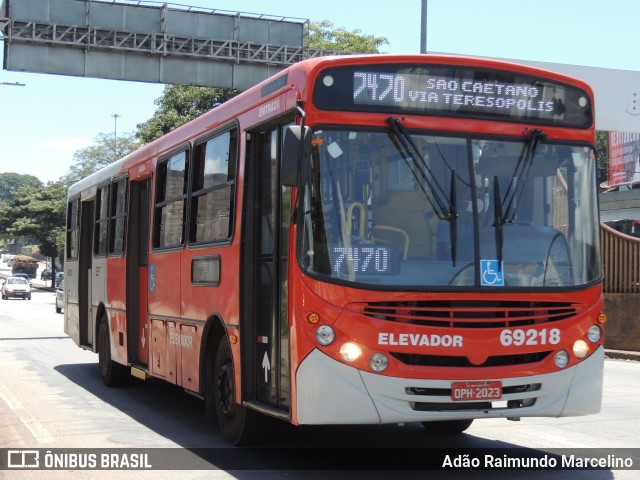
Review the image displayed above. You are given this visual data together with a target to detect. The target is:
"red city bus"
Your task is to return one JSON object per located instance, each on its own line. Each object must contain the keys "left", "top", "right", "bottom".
{"left": 64, "top": 54, "right": 605, "bottom": 445}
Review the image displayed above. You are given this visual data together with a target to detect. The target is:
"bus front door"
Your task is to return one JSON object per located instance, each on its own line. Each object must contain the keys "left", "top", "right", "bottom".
{"left": 243, "top": 126, "right": 291, "bottom": 417}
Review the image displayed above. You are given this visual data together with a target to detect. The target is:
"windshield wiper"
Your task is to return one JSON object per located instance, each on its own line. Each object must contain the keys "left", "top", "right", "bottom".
{"left": 448, "top": 171, "right": 458, "bottom": 265}
{"left": 386, "top": 117, "right": 455, "bottom": 221}
{"left": 493, "top": 129, "right": 546, "bottom": 267}
{"left": 493, "top": 177, "right": 504, "bottom": 269}
{"left": 500, "top": 129, "right": 547, "bottom": 224}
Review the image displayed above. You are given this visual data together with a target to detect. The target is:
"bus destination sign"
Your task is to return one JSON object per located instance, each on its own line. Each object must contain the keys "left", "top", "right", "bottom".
{"left": 313, "top": 64, "right": 592, "bottom": 128}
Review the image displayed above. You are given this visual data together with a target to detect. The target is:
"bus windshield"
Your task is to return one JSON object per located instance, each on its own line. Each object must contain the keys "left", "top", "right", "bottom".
{"left": 299, "top": 127, "right": 601, "bottom": 289}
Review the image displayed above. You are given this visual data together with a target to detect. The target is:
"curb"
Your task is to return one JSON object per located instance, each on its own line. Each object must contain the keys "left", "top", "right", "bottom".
{"left": 605, "top": 349, "right": 640, "bottom": 362}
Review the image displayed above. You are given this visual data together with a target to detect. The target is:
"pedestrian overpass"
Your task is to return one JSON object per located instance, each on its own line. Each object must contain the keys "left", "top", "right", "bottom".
{"left": 0, "top": 0, "right": 345, "bottom": 89}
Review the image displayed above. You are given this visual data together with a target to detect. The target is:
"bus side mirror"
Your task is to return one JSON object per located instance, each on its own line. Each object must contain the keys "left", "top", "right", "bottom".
{"left": 282, "top": 125, "right": 311, "bottom": 187}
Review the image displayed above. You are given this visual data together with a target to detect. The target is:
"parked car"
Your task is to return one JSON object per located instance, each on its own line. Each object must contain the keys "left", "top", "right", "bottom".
{"left": 55, "top": 280, "right": 64, "bottom": 314}
{"left": 12, "top": 273, "right": 32, "bottom": 286}
{"left": 41, "top": 268, "right": 53, "bottom": 280}
{"left": 1, "top": 276, "right": 32, "bottom": 300}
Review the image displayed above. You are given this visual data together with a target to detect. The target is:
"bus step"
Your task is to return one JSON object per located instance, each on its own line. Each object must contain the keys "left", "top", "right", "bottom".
{"left": 130, "top": 366, "right": 147, "bottom": 381}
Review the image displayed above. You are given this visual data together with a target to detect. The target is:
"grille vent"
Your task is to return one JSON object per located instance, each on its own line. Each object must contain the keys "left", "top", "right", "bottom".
{"left": 355, "top": 300, "right": 577, "bottom": 328}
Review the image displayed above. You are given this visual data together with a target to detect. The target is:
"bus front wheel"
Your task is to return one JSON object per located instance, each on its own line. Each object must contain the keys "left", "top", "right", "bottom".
{"left": 212, "top": 337, "right": 261, "bottom": 445}
{"left": 421, "top": 419, "right": 473, "bottom": 434}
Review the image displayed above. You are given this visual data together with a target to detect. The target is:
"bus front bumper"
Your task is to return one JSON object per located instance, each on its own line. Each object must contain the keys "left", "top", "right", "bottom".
{"left": 295, "top": 346, "right": 604, "bottom": 425}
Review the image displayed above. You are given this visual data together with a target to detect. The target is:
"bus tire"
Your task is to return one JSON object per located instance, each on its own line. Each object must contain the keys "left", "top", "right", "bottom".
{"left": 98, "top": 316, "right": 127, "bottom": 387}
{"left": 421, "top": 419, "right": 473, "bottom": 434}
{"left": 212, "top": 336, "right": 261, "bottom": 445}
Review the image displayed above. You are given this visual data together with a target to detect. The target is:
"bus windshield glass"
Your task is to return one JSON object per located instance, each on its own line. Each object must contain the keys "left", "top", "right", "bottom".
{"left": 299, "top": 128, "right": 601, "bottom": 289}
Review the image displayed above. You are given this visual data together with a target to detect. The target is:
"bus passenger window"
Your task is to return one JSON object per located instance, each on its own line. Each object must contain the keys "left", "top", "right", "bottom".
{"left": 109, "top": 178, "right": 128, "bottom": 255}
{"left": 66, "top": 198, "right": 79, "bottom": 260}
{"left": 153, "top": 150, "right": 188, "bottom": 249}
{"left": 94, "top": 185, "right": 109, "bottom": 256}
{"left": 190, "top": 129, "right": 238, "bottom": 245}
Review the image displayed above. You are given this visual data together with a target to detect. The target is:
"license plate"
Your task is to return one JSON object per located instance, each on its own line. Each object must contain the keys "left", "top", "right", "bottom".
{"left": 451, "top": 381, "right": 502, "bottom": 401}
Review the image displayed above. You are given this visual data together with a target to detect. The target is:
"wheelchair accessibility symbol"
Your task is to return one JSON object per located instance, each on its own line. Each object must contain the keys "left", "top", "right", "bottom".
{"left": 480, "top": 259, "right": 504, "bottom": 286}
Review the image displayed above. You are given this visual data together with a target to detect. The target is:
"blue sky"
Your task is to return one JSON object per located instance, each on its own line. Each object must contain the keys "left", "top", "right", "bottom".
{"left": 1, "top": 0, "right": 639, "bottom": 183}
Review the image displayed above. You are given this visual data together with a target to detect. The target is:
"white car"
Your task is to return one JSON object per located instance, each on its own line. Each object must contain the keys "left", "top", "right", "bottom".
{"left": 55, "top": 280, "right": 64, "bottom": 314}
{"left": 1, "top": 276, "right": 32, "bottom": 300}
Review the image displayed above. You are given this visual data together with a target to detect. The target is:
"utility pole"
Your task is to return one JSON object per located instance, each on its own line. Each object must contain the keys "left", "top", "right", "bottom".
{"left": 420, "top": 0, "right": 428, "bottom": 54}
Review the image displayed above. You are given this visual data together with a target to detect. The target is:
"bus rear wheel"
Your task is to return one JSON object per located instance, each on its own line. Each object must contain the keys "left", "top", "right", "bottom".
{"left": 212, "top": 337, "right": 262, "bottom": 445}
{"left": 421, "top": 419, "right": 473, "bottom": 434}
{"left": 98, "top": 316, "right": 127, "bottom": 386}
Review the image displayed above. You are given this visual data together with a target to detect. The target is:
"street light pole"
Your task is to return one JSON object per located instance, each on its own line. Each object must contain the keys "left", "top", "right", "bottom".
{"left": 111, "top": 114, "right": 122, "bottom": 157}
{"left": 111, "top": 113, "right": 121, "bottom": 141}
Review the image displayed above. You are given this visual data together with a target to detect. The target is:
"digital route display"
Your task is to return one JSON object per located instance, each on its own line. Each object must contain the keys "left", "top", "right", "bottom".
{"left": 329, "top": 245, "right": 400, "bottom": 275}
{"left": 313, "top": 64, "right": 592, "bottom": 128}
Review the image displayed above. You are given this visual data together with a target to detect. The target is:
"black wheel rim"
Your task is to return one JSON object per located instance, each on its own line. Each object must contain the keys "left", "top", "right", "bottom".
{"left": 216, "top": 358, "right": 235, "bottom": 419}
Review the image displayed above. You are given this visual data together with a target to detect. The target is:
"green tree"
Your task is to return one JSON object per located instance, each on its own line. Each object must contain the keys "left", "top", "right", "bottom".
{"left": 136, "top": 87, "right": 239, "bottom": 144}
{"left": 306, "top": 20, "right": 388, "bottom": 53}
{"left": 59, "top": 132, "right": 140, "bottom": 187}
{"left": 0, "top": 173, "right": 43, "bottom": 202}
{"left": 0, "top": 173, "right": 44, "bottom": 246}
{"left": 0, "top": 182, "right": 66, "bottom": 285}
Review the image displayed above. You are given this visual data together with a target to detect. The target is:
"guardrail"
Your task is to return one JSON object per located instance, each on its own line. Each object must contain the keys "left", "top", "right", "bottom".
{"left": 601, "top": 222, "right": 640, "bottom": 294}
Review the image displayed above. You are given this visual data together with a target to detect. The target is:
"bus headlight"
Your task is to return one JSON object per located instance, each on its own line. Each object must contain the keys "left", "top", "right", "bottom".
{"left": 339, "top": 342, "right": 362, "bottom": 362}
{"left": 587, "top": 325, "right": 602, "bottom": 343}
{"left": 315, "top": 325, "right": 335, "bottom": 346}
{"left": 554, "top": 350, "right": 569, "bottom": 369}
{"left": 573, "top": 340, "right": 589, "bottom": 359}
{"left": 369, "top": 353, "right": 388, "bottom": 372}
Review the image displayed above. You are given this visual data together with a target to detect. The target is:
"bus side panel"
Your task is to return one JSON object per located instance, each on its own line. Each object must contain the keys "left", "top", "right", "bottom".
{"left": 105, "top": 256, "right": 128, "bottom": 365}
{"left": 147, "top": 251, "right": 181, "bottom": 318}
{"left": 107, "top": 256, "right": 127, "bottom": 312}
{"left": 149, "top": 318, "right": 178, "bottom": 383}
{"left": 179, "top": 323, "right": 200, "bottom": 391}
{"left": 180, "top": 245, "right": 239, "bottom": 392}
{"left": 91, "top": 256, "right": 106, "bottom": 345}
{"left": 63, "top": 260, "right": 81, "bottom": 346}
{"left": 109, "top": 309, "right": 128, "bottom": 365}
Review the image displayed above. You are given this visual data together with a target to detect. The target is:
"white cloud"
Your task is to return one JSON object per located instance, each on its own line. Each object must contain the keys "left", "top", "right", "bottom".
{"left": 42, "top": 137, "right": 92, "bottom": 150}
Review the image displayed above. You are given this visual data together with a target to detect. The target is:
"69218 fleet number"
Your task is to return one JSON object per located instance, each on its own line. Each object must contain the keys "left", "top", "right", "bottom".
{"left": 500, "top": 328, "right": 561, "bottom": 346}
